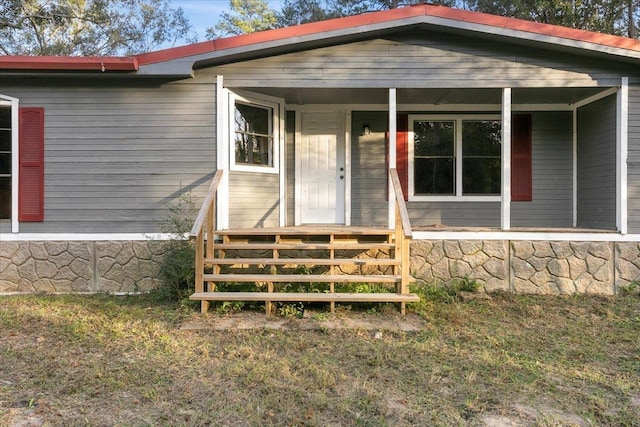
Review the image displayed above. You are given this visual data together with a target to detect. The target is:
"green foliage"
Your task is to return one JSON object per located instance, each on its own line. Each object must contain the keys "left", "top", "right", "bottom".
{"left": 410, "top": 276, "right": 481, "bottom": 307}
{"left": 216, "top": 301, "right": 246, "bottom": 314}
{"left": 206, "top": 0, "right": 278, "bottom": 39}
{"left": 154, "top": 192, "right": 199, "bottom": 304}
{"left": 278, "top": 302, "right": 305, "bottom": 318}
{"left": 0, "top": 0, "right": 195, "bottom": 55}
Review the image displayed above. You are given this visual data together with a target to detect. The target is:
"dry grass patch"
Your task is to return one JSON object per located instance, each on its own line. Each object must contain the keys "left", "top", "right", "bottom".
{"left": 0, "top": 292, "right": 639, "bottom": 426}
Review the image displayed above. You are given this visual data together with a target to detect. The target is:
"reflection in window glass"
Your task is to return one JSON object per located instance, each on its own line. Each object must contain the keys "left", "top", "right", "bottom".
{"left": 0, "top": 106, "right": 10, "bottom": 219}
{"left": 234, "top": 103, "right": 273, "bottom": 166}
{"left": 462, "top": 120, "right": 501, "bottom": 195}
{"left": 413, "top": 121, "right": 455, "bottom": 194}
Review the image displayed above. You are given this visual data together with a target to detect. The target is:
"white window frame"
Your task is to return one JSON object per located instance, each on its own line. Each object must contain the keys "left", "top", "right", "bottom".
{"left": 229, "top": 91, "right": 281, "bottom": 174}
{"left": 0, "top": 94, "right": 19, "bottom": 233}
{"left": 408, "top": 114, "right": 501, "bottom": 202}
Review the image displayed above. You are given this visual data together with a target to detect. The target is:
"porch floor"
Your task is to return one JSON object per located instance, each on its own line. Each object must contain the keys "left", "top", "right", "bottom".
{"left": 217, "top": 225, "right": 617, "bottom": 234}
{"left": 412, "top": 226, "right": 616, "bottom": 233}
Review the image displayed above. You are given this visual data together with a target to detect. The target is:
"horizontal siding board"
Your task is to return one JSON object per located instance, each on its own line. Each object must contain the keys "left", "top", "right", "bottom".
{"left": 511, "top": 112, "right": 573, "bottom": 227}
{"left": 577, "top": 95, "right": 617, "bottom": 229}
{"left": 350, "top": 112, "right": 388, "bottom": 226}
{"left": 211, "top": 30, "right": 639, "bottom": 89}
{"left": 229, "top": 171, "right": 280, "bottom": 228}
{"left": 1, "top": 79, "right": 217, "bottom": 233}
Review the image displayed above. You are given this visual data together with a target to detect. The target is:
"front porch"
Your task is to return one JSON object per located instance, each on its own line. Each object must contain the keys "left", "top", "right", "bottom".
{"left": 190, "top": 170, "right": 418, "bottom": 314}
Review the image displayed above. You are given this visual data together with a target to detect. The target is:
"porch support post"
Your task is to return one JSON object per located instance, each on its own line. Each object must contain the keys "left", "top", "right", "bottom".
{"left": 617, "top": 77, "right": 629, "bottom": 234}
{"left": 216, "top": 75, "right": 230, "bottom": 230}
{"left": 388, "top": 88, "right": 397, "bottom": 230}
{"left": 8, "top": 96, "right": 19, "bottom": 233}
{"left": 501, "top": 88, "right": 512, "bottom": 231}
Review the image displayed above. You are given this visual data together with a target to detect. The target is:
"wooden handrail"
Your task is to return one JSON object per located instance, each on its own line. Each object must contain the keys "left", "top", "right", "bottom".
{"left": 190, "top": 170, "right": 224, "bottom": 237}
{"left": 191, "top": 170, "right": 223, "bottom": 314}
{"left": 389, "top": 169, "right": 412, "bottom": 238}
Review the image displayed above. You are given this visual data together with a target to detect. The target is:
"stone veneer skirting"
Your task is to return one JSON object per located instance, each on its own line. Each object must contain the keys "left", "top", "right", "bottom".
{"left": 1, "top": 239, "right": 640, "bottom": 294}
{"left": 411, "top": 240, "right": 640, "bottom": 295}
{"left": 0, "top": 241, "right": 166, "bottom": 293}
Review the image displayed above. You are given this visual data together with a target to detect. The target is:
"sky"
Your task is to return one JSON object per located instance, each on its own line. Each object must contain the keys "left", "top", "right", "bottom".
{"left": 170, "top": 0, "right": 285, "bottom": 45}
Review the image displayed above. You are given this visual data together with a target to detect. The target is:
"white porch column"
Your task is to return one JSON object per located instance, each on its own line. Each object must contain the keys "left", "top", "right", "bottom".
{"left": 216, "top": 75, "right": 230, "bottom": 230}
{"left": 388, "top": 88, "right": 397, "bottom": 230}
{"left": 501, "top": 88, "right": 512, "bottom": 231}
{"left": 617, "top": 77, "right": 629, "bottom": 234}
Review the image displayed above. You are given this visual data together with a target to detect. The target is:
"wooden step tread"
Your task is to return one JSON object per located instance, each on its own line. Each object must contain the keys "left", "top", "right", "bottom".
{"left": 214, "top": 243, "right": 394, "bottom": 250}
{"left": 190, "top": 291, "right": 420, "bottom": 303}
{"left": 216, "top": 227, "right": 394, "bottom": 237}
{"left": 203, "top": 274, "right": 403, "bottom": 283}
{"left": 204, "top": 257, "right": 400, "bottom": 266}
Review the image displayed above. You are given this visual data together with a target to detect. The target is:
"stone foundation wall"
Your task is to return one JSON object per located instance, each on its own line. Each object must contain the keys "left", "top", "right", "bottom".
{"left": 2, "top": 238, "right": 639, "bottom": 295}
{"left": 411, "top": 240, "right": 638, "bottom": 295}
{"left": 0, "top": 241, "right": 166, "bottom": 293}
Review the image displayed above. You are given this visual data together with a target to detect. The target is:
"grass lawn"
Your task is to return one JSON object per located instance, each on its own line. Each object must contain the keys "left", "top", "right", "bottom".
{"left": 0, "top": 292, "right": 639, "bottom": 426}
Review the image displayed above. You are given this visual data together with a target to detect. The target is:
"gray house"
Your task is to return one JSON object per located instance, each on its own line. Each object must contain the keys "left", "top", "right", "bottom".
{"left": 2, "top": 4, "right": 640, "bottom": 302}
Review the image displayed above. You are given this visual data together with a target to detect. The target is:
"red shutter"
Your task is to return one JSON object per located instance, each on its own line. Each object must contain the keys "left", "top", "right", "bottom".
{"left": 511, "top": 114, "right": 532, "bottom": 202}
{"left": 396, "top": 113, "right": 409, "bottom": 201}
{"left": 19, "top": 107, "right": 45, "bottom": 222}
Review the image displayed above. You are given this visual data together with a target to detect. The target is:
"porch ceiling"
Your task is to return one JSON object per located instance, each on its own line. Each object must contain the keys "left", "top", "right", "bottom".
{"left": 247, "top": 87, "right": 609, "bottom": 106}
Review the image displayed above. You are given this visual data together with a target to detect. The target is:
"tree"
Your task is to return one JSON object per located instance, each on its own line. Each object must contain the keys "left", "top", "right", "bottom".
{"left": 277, "top": 0, "right": 458, "bottom": 27}
{"left": 0, "top": 0, "right": 194, "bottom": 56}
{"left": 206, "top": 0, "right": 278, "bottom": 39}
{"left": 467, "top": 0, "right": 629, "bottom": 36}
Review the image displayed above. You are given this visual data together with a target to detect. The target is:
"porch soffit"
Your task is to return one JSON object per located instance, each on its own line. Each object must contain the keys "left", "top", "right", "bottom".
{"left": 242, "top": 87, "right": 610, "bottom": 107}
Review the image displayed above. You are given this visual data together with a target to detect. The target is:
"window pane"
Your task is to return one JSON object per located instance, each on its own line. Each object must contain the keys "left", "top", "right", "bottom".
{"left": 414, "top": 121, "right": 454, "bottom": 156}
{"left": 0, "top": 107, "right": 10, "bottom": 129}
{"left": 414, "top": 158, "right": 454, "bottom": 194}
{"left": 0, "top": 176, "right": 10, "bottom": 219}
{"left": 235, "top": 134, "right": 272, "bottom": 166}
{"left": 0, "top": 153, "right": 10, "bottom": 174}
{"left": 463, "top": 158, "right": 501, "bottom": 194}
{"left": 463, "top": 120, "right": 501, "bottom": 156}
{"left": 235, "top": 103, "right": 270, "bottom": 135}
{"left": 0, "top": 130, "right": 10, "bottom": 152}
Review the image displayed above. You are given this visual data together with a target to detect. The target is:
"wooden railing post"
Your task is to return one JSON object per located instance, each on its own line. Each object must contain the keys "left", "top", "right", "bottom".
{"left": 389, "top": 169, "right": 413, "bottom": 315}
{"left": 190, "top": 170, "right": 224, "bottom": 314}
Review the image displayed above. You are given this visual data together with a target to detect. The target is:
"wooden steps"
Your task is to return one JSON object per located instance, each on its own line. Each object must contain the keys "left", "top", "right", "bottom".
{"left": 203, "top": 258, "right": 400, "bottom": 266}
{"left": 191, "top": 292, "right": 420, "bottom": 303}
{"left": 203, "top": 274, "right": 404, "bottom": 283}
{"left": 191, "top": 226, "right": 416, "bottom": 315}
{"left": 189, "top": 170, "right": 416, "bottom": 316}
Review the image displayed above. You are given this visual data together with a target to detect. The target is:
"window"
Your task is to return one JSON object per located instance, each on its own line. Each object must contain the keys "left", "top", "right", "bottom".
{"left": 0, "top": 105, "right": 11, "bottom": 219}
{"left": 234, "top": 102, "right": 273, "bottom": 167}
{"left": 229, "top": 92, "right": 281, "bottom": 173}
{"left": 409, "top": 115, "right": 501, "bottom": 200}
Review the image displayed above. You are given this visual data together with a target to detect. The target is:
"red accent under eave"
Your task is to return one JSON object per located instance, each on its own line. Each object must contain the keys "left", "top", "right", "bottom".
{"left": 135, "top": 4, "right": 640, "bottom": 66}
{"left": 0, "top": 56, "right": 138, "bottom": 71}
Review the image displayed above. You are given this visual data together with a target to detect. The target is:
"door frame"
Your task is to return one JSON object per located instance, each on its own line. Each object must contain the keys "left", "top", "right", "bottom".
{"left": 293, "top": 107, "right": 351, "bottom": 226}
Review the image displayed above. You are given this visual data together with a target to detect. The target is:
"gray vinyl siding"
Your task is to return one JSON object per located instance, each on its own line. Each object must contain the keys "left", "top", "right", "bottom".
{"left": 577, "top": 95, "right": 617, "bottom": 229}
{"left": 0, "top": 79, "right": 216, "bottom": 233}
{"left": 228, "top": 171, "right": 279, "bottom": 228}
{"left": 351, "top": 112, "right": 388, "bottom": 226}
{"left": 207, "top": 30, "right": 638, "bottom": 89}
{"left": 286, "top": 111, "right": 295, "bottom": 226}
{"left": 511, "top": 112, "right": 573, "bottom": 227}
{"left": 628, "top": 86, "right": 640, "bottom": 233}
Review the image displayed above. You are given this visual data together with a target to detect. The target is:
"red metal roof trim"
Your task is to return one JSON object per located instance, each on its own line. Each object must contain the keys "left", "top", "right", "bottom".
{"left": 0, "top": 56, "right": 138, "bottom": 71}
{"left": 135, "top": 4, "right": 640, "bottom": 66}
{"left": 429, "top": 6, "right": 640, "bottom": 51}
{"left": 2, "top": 4, "right": 640, "bottom": 71}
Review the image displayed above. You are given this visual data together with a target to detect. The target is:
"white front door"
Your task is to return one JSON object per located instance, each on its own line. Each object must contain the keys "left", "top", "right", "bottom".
{"left": 298, "top": 111, "right": 345, "bottom": 224}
